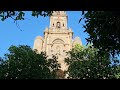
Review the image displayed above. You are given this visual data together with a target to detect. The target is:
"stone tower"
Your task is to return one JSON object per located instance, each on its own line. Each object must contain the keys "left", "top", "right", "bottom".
{"left": 33, "top": 11, "right": 82, "bottom": 71}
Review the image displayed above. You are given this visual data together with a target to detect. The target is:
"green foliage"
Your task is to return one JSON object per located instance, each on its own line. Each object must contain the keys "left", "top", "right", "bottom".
{"left": 65, "top": 44, "right": 119, "bottom": 79}
{"left": 81, "top": 11, "right": 120, "bottom": 57}
{"left": 0, "top": 45, "right": 60, "bottom": 79}
{"left": 0, "top": 11, "right": 53, "bottom": 21}
{"left": 32, "top": 11, "right": 53, "bottom": 17}
{"left": 114, "top": 65, "right": 120, "bottom": 79}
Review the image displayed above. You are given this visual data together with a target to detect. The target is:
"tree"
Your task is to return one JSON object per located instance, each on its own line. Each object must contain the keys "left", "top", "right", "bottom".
{"left": 65, "top": 44, "right": 119, "bottom": 79}
{"left": 0, "top": 45, "right": 60, "bottom": 79}
{"left": 2, "top": 11, "right": 119, "bottom": 57}
{"left": 0, "top": 11, "right": 53, "bottom": 21}
{"left": 114, "top": 65, "right": 120, "bottom": 79}
{"left": 81, "top": 11, "right": 120, "bottom": 57}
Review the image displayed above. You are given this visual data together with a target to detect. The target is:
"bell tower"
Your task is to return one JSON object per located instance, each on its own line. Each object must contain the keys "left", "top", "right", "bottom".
{"left": 34, "top": 11, "right": 82, "bottom": 71}
{"left": 49, "top": 11, "right": 68, "bottom": 30}
{"left": 42, "top": 11, "right": 73, "bottom": 71}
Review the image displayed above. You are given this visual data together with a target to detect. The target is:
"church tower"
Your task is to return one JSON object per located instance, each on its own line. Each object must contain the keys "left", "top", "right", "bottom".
{"left": 33, "top": 11, "right": 82, "bottom": 71}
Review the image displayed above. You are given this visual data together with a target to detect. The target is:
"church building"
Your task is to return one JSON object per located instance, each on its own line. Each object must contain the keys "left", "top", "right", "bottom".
{"left": 33, "top": 11, "right": 82, "bottom": 71}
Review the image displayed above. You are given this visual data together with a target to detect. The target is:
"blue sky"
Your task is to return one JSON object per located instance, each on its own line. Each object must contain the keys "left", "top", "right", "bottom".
{"left": 0, "top": 11, "right": 88, "bottom": 57}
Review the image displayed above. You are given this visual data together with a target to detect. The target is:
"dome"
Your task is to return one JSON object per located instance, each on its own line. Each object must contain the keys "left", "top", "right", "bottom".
{"left": 35, "top": 36, "right": 43, "bottom": 40}
{"left": 72, "top": 36, "right": 82, "bottom": 46}
{"left": 74, "top": 36, "right": 80, "bottom": 40}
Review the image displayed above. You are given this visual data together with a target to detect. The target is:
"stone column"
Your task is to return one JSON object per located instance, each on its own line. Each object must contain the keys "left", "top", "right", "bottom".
{"left": 43, "top": 27, "right": 48, "bottom": 52}
{"left": 69, "top": 28, "right": 73, "bottom": 50}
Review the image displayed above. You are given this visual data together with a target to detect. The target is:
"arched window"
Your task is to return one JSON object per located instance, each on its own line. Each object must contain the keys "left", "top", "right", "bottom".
{"left": 52, "top": 38, "right": 64, "bottom": 44}
{"left": 57, "top": 22, "right": 60, "bottom": 28}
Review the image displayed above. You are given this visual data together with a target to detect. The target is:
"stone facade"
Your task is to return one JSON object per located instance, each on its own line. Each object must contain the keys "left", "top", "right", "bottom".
{"left": 33, "top": 11, "right": 82, "bottom": 71}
